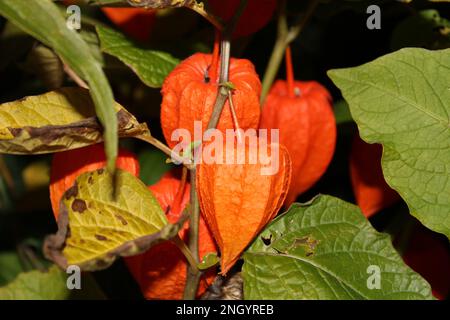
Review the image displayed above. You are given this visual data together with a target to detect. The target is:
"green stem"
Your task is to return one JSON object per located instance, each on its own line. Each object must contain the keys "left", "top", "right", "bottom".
{"left": 173, "top": 235, "right": 199, "bottom": 275}
{"left": 260, "top": 0, "right": 319, "bottom": 104}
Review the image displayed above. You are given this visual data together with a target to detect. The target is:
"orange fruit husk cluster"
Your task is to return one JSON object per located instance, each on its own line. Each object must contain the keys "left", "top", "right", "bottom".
{"left": 349, "top": 135, "right": 400, "bottom": 217}
{"left": 124, "top": 171, "right": 217, "bottom": 300}
{"left": 161, "top": 52, "right": 261, "bottom": 149}
{"left": 260, "top": 47, "right": 336, "bottom": 207}
{"left": 49, "top": 143, "right": 140, "bottom": 220}
{"left": 197, "top": 139, "right": 292, "bottom": 274}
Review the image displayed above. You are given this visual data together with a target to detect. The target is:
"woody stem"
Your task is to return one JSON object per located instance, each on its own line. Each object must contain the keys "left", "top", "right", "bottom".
{"left": 260, "top": 0, "right": 319, "bottom": 104}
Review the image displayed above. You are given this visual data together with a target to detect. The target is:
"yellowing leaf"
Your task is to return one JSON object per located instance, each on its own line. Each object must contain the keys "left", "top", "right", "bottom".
{"left": 0, "top": 0, "right": 118, "bottom": 172}
{"left": 0, "top": 87, "right": 148, "bottom": 154}
{"left": 44, "top": 169, "right": 169, "bottom": 271}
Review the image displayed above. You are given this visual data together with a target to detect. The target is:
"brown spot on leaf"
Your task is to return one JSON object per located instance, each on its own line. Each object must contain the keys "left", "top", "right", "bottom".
{"left": 65, "top": 184, "right": 78, "bottom": 200}
{"left": 95, "top": 234, "right": 108, "bottom": 241}
{"left": 8, "top": 128, "right": 22, "bottom": 137}
{"left": 115, "top": 214, "right": 128, "bottom": 226}
{"left": 261, "top": 234, "right": 272, "bottom": 246}
{"left": 97, "top": 168, "right": 104, "bottom": 174}
{"left": 88, "top": 176, "right": 94, "bottom": 184}
{"left": 72, "top": 199, "right": 87, "bottom": 213}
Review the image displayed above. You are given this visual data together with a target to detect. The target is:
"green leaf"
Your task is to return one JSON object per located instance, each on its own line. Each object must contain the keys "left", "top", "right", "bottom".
{"left": 44, "top": 169, "right": 169, "bottom": 271}
{"left": 0, "top": 252, "right": 22, "bottom": 286}
{"left": 333, "top": 99, "right": 353, "bottom": 125}
{"left": 0, "top": 265, "right": 70, "bottom": 300}
{"left": 243, "top": 195, "right": 433, "bottom": 300}
{"left": 198, "top": 253, "right": 219, "bottom": 271}
{"left": 139, "top": 149, "right": 173, "bottom": 186}
{"left": 0, "top": 0, "right": 118, "bottom": 172}
{"left": 0, "top": 88, "right": 148, "bottom": 154}
{"left": 328, "top": 48, "right": 450, "bottom": 238}
{"left": 96, "top": 26, "right": 179, "bottom": 88}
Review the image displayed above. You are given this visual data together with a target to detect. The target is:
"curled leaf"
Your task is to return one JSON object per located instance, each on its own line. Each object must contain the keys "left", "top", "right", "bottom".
{"left": 0, "top": 88, "right": 148, "bottom": 155}
{"left": 44, "top": 169, "right": 169, "bottom": 271}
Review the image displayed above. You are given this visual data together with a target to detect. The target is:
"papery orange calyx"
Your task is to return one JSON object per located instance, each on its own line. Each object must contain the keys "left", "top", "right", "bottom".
{"left": 160, "top": 51, "right": 261, "bottom": 149}
{"left": 349, "top": 135, "right": 400, "bottom": 217}
{"left": 260, "top": 47, "right": 336, "bottom": 207}
{"left": 196, "top": 139, "right": 292, "bottom": 274}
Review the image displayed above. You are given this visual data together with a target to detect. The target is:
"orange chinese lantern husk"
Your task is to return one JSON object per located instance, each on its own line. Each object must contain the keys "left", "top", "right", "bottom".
{"left": 161, "top": 53, "right": 261, "bottom": 149}
{"left": 124, "top": 172, "right": 217, "bottom": 300}
{"left": 260, "top": 47, "right": 336, "bottom": 207}
{"left": 197, "top": 140, "right": 292, "bottom": 275}
{"left": 261, "top": 80, "right": 336, "bottom": 207}
{"left": 349, "top": 135, "right": 400, "bottom": 217}
{"left": 49, "top": 143, "right": 140, "bottom": 220}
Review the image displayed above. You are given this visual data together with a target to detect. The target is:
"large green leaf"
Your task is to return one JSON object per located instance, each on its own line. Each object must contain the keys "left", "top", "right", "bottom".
{"left": 44, "top": 169, "right": 170, "bottom": 271}
{"left": 243, "top": 195, "right": 433, "bottom": 300}
{"left": 0, "top": 266, "right": 70, "bottom": 300}
{"left": 0, "top": 0, "right": 117, "bottom": 172}
{"left": 97, "top": 26, "right": 179, "bottom": 88}
{"left": 328, "top": 48, "right": 450, "bottom": 239}
{"left": 0, "top": 88, "right": 148, "bottom": 154}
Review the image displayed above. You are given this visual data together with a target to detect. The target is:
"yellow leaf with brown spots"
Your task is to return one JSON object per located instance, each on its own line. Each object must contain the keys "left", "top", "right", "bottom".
{"left": 0, "top": 87, "right": 148, "bottom": 154}
{"left": 44, "top": 168, "right": 169, "bottom": 271}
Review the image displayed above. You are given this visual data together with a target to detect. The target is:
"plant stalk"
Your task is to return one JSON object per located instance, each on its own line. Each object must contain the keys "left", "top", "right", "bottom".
{"left": 260, "top": 0, "right": 319, "bottom": 104}
{"left": 183, "top": 0, "right": 247, "bottom": 299}
{"left": 183, "top": 168, "right": 201, "bottom": 299}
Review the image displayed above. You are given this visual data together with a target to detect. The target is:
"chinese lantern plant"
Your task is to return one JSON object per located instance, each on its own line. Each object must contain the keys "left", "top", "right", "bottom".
{"left": 125, "top": 171, "right": 217, "bottom": 299}
{"left": 197, "top": 139, "right": 292, "bottom": 274}
{"left": 0, "top": 0, "right": 444, "bottom": 302}
{"left": 349, "top": 135, "right": 400, "bottom": 218}
{"left": 260, "top": 46, "right": 336, "bottom": 206}
{"left": 160, "top": 35, "right": 261, "bottom": 148}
